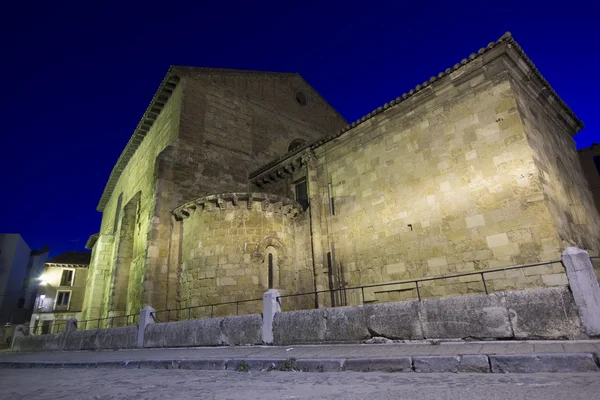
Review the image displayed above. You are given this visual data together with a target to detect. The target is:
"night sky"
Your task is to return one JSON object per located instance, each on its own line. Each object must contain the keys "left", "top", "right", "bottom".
{"left": 1, "top": 1, "right": 598, "bottom": 257}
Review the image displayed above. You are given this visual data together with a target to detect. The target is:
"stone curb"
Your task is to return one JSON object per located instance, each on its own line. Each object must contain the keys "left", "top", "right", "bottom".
{"left": 1, "top": 353, "right": 599, "bottom": 373}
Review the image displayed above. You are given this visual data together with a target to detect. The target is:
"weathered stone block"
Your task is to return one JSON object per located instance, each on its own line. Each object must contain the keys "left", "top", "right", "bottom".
{"left": 364, "top": 301, "right": 423, "bottom": 340}
{"left": 144, "top": 323, "right": 167, "bottom": 348}
{"left": 489, "top": 353, "right": 598, "bottom": 373}
{"left": 221, "top": 314, "right": 262, "bottom": 345}
{"left": 504, "top": 286, "right": 581, "bottom": 339}
{"left": 413, "top": 356, "right": 460, "bottom": 373}
{"left": 458, "top": 355, "right": 490, "bottom": 372}
{"left": 420, "top": 293, "right": 512, "bottom": 339}
{"left": 273, "top": 309, "right": 327, "bottom": 345}
{"left": 344, "top": 357, "right": 412, "bottom": 372}
{"left": 323, "top": 306, "right": 370, "bottom": 343}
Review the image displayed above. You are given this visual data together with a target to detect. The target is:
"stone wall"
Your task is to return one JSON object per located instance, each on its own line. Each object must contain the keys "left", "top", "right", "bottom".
{"left": 511, "top": 74, "right": 600, "bottom": 253}
{"left": 12, "top": 326, "right": 137, "bottom": 352}
{"left": 143, "top": 314, "right": 262, "bottom": 348}
{"left": 273, "top": 286, "right": 582, "bottom": 344}
{"left": 251, "top": 41, "right": 595, "bottom": 303}
{"left": 307, "top": 52, "right": 568, "bottom": 300}
{"left": 83, "top": 82, "right": 183, "bottom": 321}
{"left": 175, "top": 193, "right": 313, "bottom": 317}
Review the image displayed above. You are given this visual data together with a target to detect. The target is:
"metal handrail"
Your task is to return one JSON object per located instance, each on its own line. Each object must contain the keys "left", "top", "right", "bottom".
{"left": 152, "top": 296, "right": 263, "bottom": 322}
{"left": 30, "top": 258, "right": 568, "bottom": 334}
{"left": 277, "top": 259, "right": 564, "bottom": 304}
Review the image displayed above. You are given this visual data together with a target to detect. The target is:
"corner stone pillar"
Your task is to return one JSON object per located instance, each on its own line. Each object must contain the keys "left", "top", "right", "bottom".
{"left": 262, "top": 289, "right": 281, "bottom": 344}
{"left": 562, "top": 247, "right": 600, "bottom": 336}
{"left": 11, "top": 324, "right": 29, "bottom": 350}
{"left": 137, "top": 305, "right": 155, "bottom": 348}
{"left": 65, "top": 318, "right": 78, "bottom": 334}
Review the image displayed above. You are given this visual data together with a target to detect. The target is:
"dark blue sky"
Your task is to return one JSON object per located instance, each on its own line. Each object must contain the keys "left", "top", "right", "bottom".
{"left": 1, "top": 1, "right": 598, "bottom": 257}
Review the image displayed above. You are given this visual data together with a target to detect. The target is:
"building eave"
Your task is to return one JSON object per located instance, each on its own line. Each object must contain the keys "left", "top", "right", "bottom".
{"left": 96, "top": 68, "right": 181, "bottom": 212}
{"left": 249, "top": 32, "right": 583, "bottom": 180}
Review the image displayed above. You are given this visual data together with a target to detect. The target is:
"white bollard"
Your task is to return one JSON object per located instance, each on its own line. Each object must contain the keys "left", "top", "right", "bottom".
{"left": 137, "top": 306, "right": 155, "bottom": 348}
{"left": 562, "top": 247, "right": 600, "bottom": 336}
{"left": 262, "top": 289, "right": 281, "bottom": 344}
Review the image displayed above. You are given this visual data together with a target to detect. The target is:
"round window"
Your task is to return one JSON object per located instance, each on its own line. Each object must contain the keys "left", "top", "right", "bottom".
{"left": 295, "top": 91, "right": 307, "bottom": 106}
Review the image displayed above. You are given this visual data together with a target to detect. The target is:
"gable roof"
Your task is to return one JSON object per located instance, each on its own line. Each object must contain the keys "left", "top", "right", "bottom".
{"left": 249, "top": 32, "right": 583, "bottom": 180}
{"left": 96, "top": 67, "right": 345, "bottom": 212}
{"left": 45, "top": 251, "right": 91, "bottom": 266}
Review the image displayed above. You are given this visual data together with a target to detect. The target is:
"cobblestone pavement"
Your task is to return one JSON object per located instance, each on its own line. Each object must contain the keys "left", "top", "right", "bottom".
{"left": 1, "top": 369, "right": 599, "bottom": 399}
{"left": 2, "top": 340, "right": 600, "bottom": 363}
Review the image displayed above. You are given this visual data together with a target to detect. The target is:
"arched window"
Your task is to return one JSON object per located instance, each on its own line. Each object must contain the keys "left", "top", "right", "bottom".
{"left": 268, "top": 253, "right": 274, "bottom": 289}
{"left": 288, "top": 139, "right": 306, "bottom": 152}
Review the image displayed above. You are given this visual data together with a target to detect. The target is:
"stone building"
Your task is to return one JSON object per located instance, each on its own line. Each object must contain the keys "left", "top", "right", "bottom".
{"left": 578, "top": 143, "right": 600, "bottom": 216}
{"left": 82, "top": 33, "right": 600, "bottom": 322}
{"left": 0, "top": 234, "right": 48, "bottom": 325}
{"left": 31, "top": 251, "right": 90, "bottom": 334}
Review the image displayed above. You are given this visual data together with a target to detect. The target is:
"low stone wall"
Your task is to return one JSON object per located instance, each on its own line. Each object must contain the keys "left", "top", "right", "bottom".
{"left": 65, "top": 326, "right": 137, "bottom": 351}
{"left": 144, "top": 314, "right": 262, "bottom": 348}
{"left": 273, "top": 287, "right": 582, "bottom": 344}
{"left": 12, "top": 327, "right": 137, "bottom": 352}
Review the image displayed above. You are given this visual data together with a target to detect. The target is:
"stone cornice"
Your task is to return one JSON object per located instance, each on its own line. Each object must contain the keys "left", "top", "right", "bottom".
{"left": 249, "top": 149, "right": 316, "bottom": 184}
{"left": 44, "top": 263, "right": 89, "bottom": 268}
{"left": 172, "top": 192, "right": 303, "bottom": 221}
{"left": 97, "top": 69, "right": 181, "bottom": 212}
{"left": 85, "top": 233, "right": 99, "bottom": 250}
{"left": 249, "top": 32, "right": 583, "bottom": 179}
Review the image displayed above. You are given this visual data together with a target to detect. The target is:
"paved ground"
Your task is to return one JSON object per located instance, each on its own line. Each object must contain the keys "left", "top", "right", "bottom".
{"left": 1, "top": 369, "right": 599, "bottom": 399}
{"left": 2, "top": 340, "right": 600, "bottom": 363}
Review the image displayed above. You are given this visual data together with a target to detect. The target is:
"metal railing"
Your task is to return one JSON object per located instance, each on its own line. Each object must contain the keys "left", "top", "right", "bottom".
{"left": 29, "top": 258, "right": 573, "bottom": 334}
{"left": 151, "top": 297, "right": 263, "bottom": 323}
{"left": 31, "top": 313, "right": 139, "bottom": 335}
{"left": 278, "top": 259, "right": 565, "bottom": 308}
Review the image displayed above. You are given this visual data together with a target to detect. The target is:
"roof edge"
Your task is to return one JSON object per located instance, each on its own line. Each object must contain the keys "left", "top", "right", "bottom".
{"left": 96, "top": 67, "right": 181, "bottom": 212}
{"left": 249, "top": 32, "right": 583, "bottom": 178}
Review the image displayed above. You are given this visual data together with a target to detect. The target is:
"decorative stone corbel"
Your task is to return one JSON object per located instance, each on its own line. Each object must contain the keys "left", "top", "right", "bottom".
{"left": 261, "top": 199, "right": 270, "bottom": 211}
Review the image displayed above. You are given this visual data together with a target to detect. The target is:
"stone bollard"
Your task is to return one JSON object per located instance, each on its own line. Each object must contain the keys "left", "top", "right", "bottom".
{"left": 65, "top": 318, "right": 78, "bottom": 334}
{"left": 262, "top": 289, "right": 281, "bottom": 344}
{"left": 137, "top": 306, "right": 155, "bottom": 348}
{"left": 562, "top": 247, "right": 600, "bottom": 336}
{"left": 11, "top": 324, "right": 29, "bottom": 351}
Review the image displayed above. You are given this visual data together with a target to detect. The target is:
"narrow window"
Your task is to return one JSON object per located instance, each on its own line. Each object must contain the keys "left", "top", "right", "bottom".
{"left": 294, "top": 179, "right": 309, "bottom": 211}
{"left": 60, "top": 269, "right": 74, "bottom": 286}
{"left": 268, "top": 253, "right": 274, "bottom": 289}
{"left": 113, "top": 193, "right": 123, "bottom": 234}
{"left": 594, "top": 156, "right": 600, "bottom": 177}
{"left": 328, "top": 182, "right": 335, "bottom": 215}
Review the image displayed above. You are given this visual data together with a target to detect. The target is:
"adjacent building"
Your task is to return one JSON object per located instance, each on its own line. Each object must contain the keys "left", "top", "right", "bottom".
{"left": 0, "top": 234, "right": 49, "bottom": 325}
{"left": 31, "top": 251, "right": 90, "bottom": 334}
{"left": 82, "top": 33, "right": 600, "bottom": 324}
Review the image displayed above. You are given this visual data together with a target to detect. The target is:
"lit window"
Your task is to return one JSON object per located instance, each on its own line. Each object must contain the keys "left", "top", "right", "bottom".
{"left": 55, "top": 291, "right": 71, "bottom": 309}
{"left": 60, "top": 269, "right": 74, "bottom": 286}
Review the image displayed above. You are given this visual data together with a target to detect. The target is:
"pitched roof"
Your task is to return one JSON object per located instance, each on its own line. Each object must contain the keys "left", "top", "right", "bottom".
{"left": 96, "top": 67, "right": 345, "bottom": 212}
{"left": 249, "top": 32, "right": 583, "bottom": 179}
{"left": 45, "top": 251, "right": 91, "bottom": 266}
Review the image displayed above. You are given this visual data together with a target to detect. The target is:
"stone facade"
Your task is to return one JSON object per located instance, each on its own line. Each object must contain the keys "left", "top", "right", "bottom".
{"left": 83, "top": 33, "right": 600, "bottom": 321}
